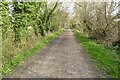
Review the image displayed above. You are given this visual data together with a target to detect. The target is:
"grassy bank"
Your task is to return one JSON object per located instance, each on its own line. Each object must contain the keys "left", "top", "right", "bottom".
{"left": 74, "top": 31, "right": 118, "bottom": 78}
{"left": 1, "top": 29, "right": 65, "bottom": 75}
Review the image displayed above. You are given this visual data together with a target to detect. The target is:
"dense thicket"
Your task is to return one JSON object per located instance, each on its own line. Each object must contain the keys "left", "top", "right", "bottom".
{"left": 1, "top": 1, "right": 68, "bottom": 65}
{"left": 70, "top": 2, "right": 119, "bottom": 48}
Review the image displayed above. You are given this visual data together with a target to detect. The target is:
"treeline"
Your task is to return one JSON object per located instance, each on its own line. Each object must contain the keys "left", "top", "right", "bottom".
{"left": 70, "top": 2, "right": 119, "bottom": 48}
{"left": 1, "top": 1, "right": 68, "bottom": 66}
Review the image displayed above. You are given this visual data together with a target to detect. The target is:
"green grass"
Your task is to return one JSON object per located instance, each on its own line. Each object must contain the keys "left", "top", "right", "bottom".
{"left": 74, "top": 31, "right": 118, "bottom": 78}
{"left": 1, "top": 29, "right": 64, "bottom": 75}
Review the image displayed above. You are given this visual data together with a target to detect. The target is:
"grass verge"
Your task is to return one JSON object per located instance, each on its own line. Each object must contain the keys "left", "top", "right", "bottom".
{"left": 74, "top": 31, "right": 118, "bottom": 78}
{"left": 1, "top": 29, "right": 65, "bottom": 75}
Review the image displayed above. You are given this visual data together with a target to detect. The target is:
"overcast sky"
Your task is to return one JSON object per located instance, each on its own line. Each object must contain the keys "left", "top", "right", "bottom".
{"left": 59, "top": 0, "right": 119, "bottom": 17}
{"left": 60, "top": 0, "right": 74, "bottom": 18}
{"left": 6, "top": 0, "right": 120, "bottom": 18}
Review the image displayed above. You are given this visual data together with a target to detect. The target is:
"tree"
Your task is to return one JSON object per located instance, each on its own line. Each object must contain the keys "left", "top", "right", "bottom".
{"left": 72, "top": 1, "right": 118, "bottom": 46}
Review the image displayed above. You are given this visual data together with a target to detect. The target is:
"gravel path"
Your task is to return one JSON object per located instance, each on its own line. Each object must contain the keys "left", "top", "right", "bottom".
{"left": 4, "top": 29, "right": 100, "bottom": 78}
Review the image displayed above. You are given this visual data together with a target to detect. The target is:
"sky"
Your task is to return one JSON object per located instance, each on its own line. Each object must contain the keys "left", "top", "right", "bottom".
{"left": 7, "top": 0, "right": 120, "bottom": 18}
{"left": 60, "top": 0, "right": 75, "bottom": 18}
{"left": 59, "top": 0, "right": 119, "bottom": 18}
{"left": 4, "top": 0, "right": 120, "bottom": 2}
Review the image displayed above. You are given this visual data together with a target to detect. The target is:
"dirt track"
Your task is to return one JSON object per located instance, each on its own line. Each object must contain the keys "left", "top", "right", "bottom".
{"left": 4, "top": 29, "right": 101, "bottom": 78}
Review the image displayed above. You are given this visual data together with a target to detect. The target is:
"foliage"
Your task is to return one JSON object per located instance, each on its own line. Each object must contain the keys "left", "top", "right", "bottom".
{"left": 75, "top": 31, "right": 118, "bottom": 78}
{"left": 1, "top": 1, "right": 67, "bottom": 70}
{"left": 1, "top": 29, "right": 64, "bottom": 75}
{"left": 0, "top": 2, "right": 10, "bottom": 40}
{"left": 71, "top": 2, "right": 119, "bottom": 47}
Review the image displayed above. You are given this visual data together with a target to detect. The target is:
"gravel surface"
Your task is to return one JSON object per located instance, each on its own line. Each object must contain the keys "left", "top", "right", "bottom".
{"left": 4, "top": 29, "right": 101, "bottom": 78}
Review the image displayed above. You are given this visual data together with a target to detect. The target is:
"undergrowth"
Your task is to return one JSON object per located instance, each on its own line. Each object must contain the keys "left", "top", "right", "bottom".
{"left": 74, "top": 31, "right": 118, "bottom": 78}
{"left": 1, "top": 29, "right": 64, "bottom": 75}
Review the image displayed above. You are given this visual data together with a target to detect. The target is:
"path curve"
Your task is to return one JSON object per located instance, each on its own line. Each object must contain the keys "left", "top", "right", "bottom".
{"left": 5, "top": 29, "right": 100, "bottom": 78}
